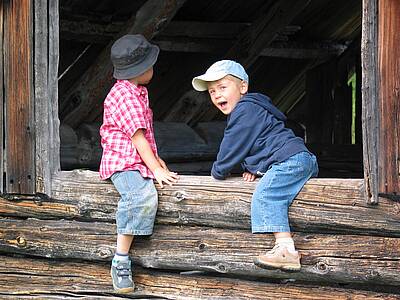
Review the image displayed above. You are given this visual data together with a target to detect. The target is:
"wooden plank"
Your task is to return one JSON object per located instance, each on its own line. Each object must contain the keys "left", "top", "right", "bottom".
{"left": 34, "top": 0, "right": 52, "bottom": 195}
{"left": 49, "top": 0, "right": 60, "bottom": 175}
{"left": 1, "top": 172, "right": 400, "bottom": 236}
{"left": 1, "top": 218, "right": 399, "bottom": 287}
{"left": 60, "top": 19, "right": 346, "bottom": 60}
{"left": 225, "top": 0, "right": 310, "bottom": 68}
{"left": 1, "top": 256, "right": 396, "bottom": 300}
{"left": 361, "top": 0, "right": 379, "bottom": 204}
{"left": 378, "top": 0, "right": 400, "bottom": 198}
{"left": 3, "top": 0, "right": 35, "bottom": 194}
{"left": 61, "top": 0, "right": 188, "bottom": 129}
{"left": 0, "top": 2, "right": 4, "bottom": 193}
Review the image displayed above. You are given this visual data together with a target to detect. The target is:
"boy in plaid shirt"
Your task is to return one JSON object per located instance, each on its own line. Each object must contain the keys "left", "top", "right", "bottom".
{"left": 100, "top": 34, "right": 179, "bottom": 293}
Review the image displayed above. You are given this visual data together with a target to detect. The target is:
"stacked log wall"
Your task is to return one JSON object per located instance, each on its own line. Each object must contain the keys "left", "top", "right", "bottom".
{"left": 0, "top": 171, "right": 399, "bottom": 298}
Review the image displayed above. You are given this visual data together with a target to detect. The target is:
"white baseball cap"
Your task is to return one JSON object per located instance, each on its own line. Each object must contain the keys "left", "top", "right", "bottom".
{"left": 192, "top": 60, "right": 249, "bottom": 91}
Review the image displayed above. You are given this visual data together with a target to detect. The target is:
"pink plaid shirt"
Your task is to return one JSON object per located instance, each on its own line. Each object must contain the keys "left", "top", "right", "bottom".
{"left": 99, "top": 80, "right": 158, "bottom": 179}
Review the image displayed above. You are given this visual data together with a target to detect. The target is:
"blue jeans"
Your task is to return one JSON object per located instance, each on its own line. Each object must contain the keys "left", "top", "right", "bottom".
{"left": 111, "top": 170, "right": 158, "bottom": 235}
{"left": 251, "top": 151, "right": 318, "bottom": 233}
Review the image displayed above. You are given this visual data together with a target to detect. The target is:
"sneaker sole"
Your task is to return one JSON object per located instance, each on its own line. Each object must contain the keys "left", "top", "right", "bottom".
{"left": 114, "top": 286, "right": 135, "bottom": 294}
{"left": 253, "top": 257, "right": 301, "bottom": 272}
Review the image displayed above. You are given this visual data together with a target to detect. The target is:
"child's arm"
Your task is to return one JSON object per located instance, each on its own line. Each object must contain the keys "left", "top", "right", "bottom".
{"left": 131, "top": 129, "right": 179, "bottom": 188}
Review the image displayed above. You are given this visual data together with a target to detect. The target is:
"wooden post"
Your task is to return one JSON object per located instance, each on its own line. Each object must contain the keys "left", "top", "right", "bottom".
{"left": 378, "top": 0, "right": 400, "bottom": 201}
{"left": 34, "top": 0, "right": 60, "bottom": 196}
{"left": 361, "top": 0, "right": 379, "bottom": 204}
{"left": 0, "top": 3, "right": 4, "bottom": 193}
{"left": 3, "top": 0, "right": 35, "bottom": 194}
{"left": 49, "top": 0, "right": 61, "bottom": 178}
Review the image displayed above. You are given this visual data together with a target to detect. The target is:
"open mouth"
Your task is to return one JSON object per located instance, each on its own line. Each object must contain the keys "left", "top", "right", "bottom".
{"left": 218, "top": 101, "right": 228, "bottom": 110}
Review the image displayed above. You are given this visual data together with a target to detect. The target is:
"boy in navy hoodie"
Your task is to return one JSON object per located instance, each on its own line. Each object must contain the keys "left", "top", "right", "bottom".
{"left": 192, "top": 60, "right": 318, "bottom": 271}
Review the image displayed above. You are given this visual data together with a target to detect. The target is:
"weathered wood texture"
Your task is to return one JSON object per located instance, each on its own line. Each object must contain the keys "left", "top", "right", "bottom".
{"left": 61, "top": 0, "right": 187, "bottom": 129}
{"left": 361, "top": 0, "right": 379, "bottom": 204}
{"left": 2, "top": 256, "right": 397, "bottom": 300}
{"left": 1, "top": 172, "right": 399, "bottom": 236}
{"left": 34, "top": 0, "right": 60, "bottom": 196}
{"left": 0, "top": 3, "right": 4, "bottom": 193}
{"left": 378, "top": 0, "right": 400, "bottom": 197}
{"left": 3, "top": 0, "right": 35, "bottom": 194}
{"left": 49, "top": 0, "right": 61, "bottom": 177}
{"left": 162, "top": 91, "right": 219, "bottom": 125}
{"left": 225, "top": 0, "right": 310, "bottom": 68}
{"left": 1, "top": 218, "right": 400, "bottom": 287}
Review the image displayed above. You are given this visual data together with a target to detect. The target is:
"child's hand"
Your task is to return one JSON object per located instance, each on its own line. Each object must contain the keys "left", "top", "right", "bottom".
{"left": 157, "top": 157, "right": 169, "bottom": 171}
{"left": 242, "top": 171, "right": 256, "bottom": 182}
{"left": 153, "top": 167, "right": 179, "bottom": 188}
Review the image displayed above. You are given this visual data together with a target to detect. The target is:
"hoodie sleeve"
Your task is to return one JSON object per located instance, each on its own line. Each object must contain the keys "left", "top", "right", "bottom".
{"left": 211, "top": 102, "right": 263, "bottom": 179}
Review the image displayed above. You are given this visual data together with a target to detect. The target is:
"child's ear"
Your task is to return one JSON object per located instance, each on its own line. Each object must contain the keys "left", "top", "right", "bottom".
{"left": 240, "top": 81, "right": 249, "bottom": 95}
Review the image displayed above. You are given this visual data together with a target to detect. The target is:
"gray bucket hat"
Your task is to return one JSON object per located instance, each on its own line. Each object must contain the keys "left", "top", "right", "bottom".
{"left": 111, "top": 34, "right": 160, "bottom": 80}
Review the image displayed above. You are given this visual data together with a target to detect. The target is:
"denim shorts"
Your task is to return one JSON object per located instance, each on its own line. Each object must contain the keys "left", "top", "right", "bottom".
{"left": 111, "top": 170, "right": 158, "bottom": 235}
{"left": 251, "top": 151, "right": 318, "bottom": 233}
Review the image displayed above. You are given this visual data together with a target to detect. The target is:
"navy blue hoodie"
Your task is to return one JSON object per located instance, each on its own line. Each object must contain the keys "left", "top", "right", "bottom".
{"left": 211, "top": 93, "right": 309, "bottom": 179}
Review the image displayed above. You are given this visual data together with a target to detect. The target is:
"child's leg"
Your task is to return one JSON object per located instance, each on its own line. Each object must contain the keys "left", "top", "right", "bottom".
{"left": 252, "top": 151, "right": 318, "bottom": 271}
{"left": 274, "top": 232, "right": 296, "bottom": 253}
{"left": 117, "top": 234, "right": 134, "bottom": 254}
{"left": 110, "top": 170, "right": 158, "bottom": 292}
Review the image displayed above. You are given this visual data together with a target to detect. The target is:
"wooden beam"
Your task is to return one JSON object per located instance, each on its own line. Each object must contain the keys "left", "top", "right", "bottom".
{"left": 60, "top": 19, "right": 346, "bottom": 60}
{"left": 59, "top": 20, "right": 249, "bottom": 42}
{"left": 3, "top": 0, "right": 35, "bottom": 194}
{"left": 49, "top": 0, "right": 61, "bottom": 176}
{"left": 1, "top": 255, "right": 396, "bottom": 299}
{"left": 225, "top": 0, "right": 311, "bottom": 68}
{"left": 61, "top": 0, "right": 187, "bottom": 128}
{"left": 361, "top": 0, "right": 379, "bottom": 204}
{"left": 34, "top": 0, "right": 59, "bottom": 196}
{"left": 0, "top": 3, "right": 4, "bottom": 193}
{"left": 59, "top": 19, "right": 122, "bottom": 43}
{"left": 1, "top": 218, "right": 399, "bottom": 287}
{"left": 378, "top": 0, "right": 400, "bottom": 199}
{"left": 1, "top": 172, "right": 399, "bottom": 236}
{"left": 154, "top": 38, "right": 346, "bottom": 59}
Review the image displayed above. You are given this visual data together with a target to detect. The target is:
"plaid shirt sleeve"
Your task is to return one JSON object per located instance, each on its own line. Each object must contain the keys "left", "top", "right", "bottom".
{"left": 110, "top": 88, "right": 148, "bottom": 138}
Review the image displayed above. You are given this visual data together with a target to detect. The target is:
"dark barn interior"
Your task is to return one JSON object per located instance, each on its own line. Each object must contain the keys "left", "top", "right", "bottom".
{"left": 58, "top": 0, "right": 363, "bottom": 178}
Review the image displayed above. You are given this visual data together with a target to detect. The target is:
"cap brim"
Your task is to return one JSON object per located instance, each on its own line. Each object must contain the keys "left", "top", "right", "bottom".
{"left": 192, "top": 71, "right": 228, "bottom": 91}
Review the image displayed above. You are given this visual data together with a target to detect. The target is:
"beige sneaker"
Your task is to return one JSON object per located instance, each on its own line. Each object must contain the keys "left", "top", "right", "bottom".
{"left": 253, "top": 244, "right": 301, "bottom": 271}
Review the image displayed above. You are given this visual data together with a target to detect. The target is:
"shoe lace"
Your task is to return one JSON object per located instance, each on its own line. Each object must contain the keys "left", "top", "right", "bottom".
{"left": 266, "top": 243, "right": 282, "bottom": 255}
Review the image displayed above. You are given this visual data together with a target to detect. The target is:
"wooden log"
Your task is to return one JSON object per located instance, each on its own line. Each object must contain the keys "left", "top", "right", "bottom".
{"left": 162, "top": 90, "right": 219, "bottom": 125}
{"left": 225, "top": 0, "right": 310, "bottom": 68}
{"left": 1, "top": 256, "right": 396, "bottom": 300}
{"left": 361, "top": 0, "right": 379, "bottom": 204}
{"left": 0, "top": 218, "right": 400, "bottom": 287}
{"left": 0, "top": 3, "right": 4, "bottom": 194}
{"left": 3, "top": 0, "right": 35, "bottom": 194}
{"left": 34, "top": 0, "right": 52, "bottom": 195}
{"left": 1, "top": 172, "right": 399, "bottom": 236}
{"left": 378, "top": 0, "right": 400, "bottom": 197}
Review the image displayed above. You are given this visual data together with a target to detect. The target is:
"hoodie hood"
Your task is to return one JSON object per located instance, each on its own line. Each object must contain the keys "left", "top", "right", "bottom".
{"left": 239, "top": 93, "right": 286, "bottom": 121}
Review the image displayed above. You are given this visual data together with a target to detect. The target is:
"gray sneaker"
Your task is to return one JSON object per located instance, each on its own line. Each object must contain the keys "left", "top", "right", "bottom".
{"left": 110, "top": 259, "right": 135, "bottom": 293}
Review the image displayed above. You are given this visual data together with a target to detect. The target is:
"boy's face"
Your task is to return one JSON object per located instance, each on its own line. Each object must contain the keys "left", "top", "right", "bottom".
{"left": 135, "top": 67, "right": 154, "bottom": 85}
{"left": 207, "top": 75, "right": 248, "bottom": 115}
